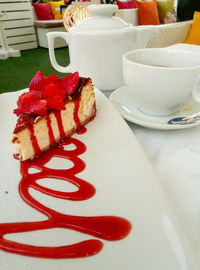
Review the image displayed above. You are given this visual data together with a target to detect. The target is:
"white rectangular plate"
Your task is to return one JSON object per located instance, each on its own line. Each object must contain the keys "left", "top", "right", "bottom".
{"left": 0, "top": 88, "right": 198, "bottom": 270}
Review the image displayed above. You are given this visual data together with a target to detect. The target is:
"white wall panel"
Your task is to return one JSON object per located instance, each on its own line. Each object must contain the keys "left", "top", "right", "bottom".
{"left": 0, "top": 0, "right": 37, "bottom": 50}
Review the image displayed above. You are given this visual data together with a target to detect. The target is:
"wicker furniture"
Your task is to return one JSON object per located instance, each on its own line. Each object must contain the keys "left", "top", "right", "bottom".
{"left": 63, "top": 2, "right": 92, "bottom": 31}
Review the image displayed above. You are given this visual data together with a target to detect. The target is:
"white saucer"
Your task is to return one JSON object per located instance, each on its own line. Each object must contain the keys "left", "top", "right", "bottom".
{"left": 109, "top": 86, "right": 200, "bottom": 130}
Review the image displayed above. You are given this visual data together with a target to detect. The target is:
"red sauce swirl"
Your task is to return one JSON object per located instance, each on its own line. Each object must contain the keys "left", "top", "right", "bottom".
{"left": 0, "top": 137, "right": 132, "bottom": 259}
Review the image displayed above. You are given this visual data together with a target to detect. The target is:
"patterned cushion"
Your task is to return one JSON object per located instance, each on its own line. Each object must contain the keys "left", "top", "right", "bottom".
{"left": 49, "top": 1, "right": 65, "bottom": 20}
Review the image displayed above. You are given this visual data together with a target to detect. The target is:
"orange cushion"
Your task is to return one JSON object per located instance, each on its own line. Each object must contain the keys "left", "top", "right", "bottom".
{"left": 185, "top": 11, "right": 200, "bottom": 45}
{"left": 136, "top": 0, "right": 160, "bottom": 25}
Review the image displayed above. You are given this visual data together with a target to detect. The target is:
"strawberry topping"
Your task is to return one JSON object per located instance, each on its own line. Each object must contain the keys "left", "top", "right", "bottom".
{"left": 59, "top": 72, "right": 79, "bottom": 95}
{"left": 40, "top": 74, "right": 59, "bottom": 90}
{"left": 29, "top": 100, "right": 47, "bottom": 116}
{"left": 41, "top": 83, "right": 66, "bottom": 100}
{"left": 14, "top": 72, "right": 80, "bottom": 117}
{"left": 29, "top": 72, "right": 45, "bottom": 92}
{"left": 14, "top": 100, "right": 47, "bottom": 117}
{"left": 17, "top": 91, "right": 41, "bottom": 107}
{"left": 47, "top": 96, "right": 66, "bottom": 110}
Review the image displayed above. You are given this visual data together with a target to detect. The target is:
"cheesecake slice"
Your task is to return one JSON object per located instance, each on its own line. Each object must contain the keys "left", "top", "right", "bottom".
{"left": 11, "top": 72, "right": 96, "bottom": 161}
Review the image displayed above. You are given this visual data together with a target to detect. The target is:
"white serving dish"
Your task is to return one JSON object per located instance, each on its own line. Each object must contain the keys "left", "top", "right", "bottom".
{"left": 0, "top": 88, "right": 198, "bottom": 270}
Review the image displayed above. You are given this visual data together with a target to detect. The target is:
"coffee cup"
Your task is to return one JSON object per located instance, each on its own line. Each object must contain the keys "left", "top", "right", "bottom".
{"left": 123, "top": 48, "right": 200, "bottom": 116}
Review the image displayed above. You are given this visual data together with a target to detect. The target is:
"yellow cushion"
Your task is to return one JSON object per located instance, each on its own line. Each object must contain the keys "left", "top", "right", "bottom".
{"left": 185, "top": 11, "right": 200, "bottom": 45}
{"left": 49, "top": 1, "right": 65, "bottom": 20}
{"left": 156, "top": 0, "right": 174, "bottom": 24}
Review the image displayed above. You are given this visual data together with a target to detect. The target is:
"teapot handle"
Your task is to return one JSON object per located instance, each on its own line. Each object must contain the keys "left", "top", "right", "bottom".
{"left": 47, "top": 32, "right": 72, "bottom": 73}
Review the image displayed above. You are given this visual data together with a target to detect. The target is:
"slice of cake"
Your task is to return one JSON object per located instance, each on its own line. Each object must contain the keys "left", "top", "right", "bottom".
{"left": 11, "top": 72, "right": 96, "bottom": 161}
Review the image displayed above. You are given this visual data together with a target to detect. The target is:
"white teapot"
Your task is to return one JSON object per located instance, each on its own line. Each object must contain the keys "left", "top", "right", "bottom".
{"left": 47, "top": 4, "right": 157, "bottom": 91}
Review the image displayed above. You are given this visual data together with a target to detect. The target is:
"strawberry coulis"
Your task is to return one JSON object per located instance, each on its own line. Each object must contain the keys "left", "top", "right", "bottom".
{"left": 1, "top": 136, "right": 132, "bottom": 259}
{"left": 46, "top": 114, "right": 56, "bottom": 146}
{"left": 0, "top": 137, "right": 131, "bottom": 259}
{"left": 28, "top": 125, "right": 40, "bottom": 156}
{"left": 54, "top": 111, "right": 65, "bottom": 138}
{"left": 2, "top": 88, "right": 132, "bottom": 259}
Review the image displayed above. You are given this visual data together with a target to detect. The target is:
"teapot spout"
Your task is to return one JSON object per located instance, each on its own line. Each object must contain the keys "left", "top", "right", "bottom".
{"left": 134, "top": 25, "right": 158, "bottom": 50}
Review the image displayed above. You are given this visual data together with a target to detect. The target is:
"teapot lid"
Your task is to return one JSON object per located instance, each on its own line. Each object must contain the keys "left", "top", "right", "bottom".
{"left": 69, "top": 4, "right": 130, "bottom": 32}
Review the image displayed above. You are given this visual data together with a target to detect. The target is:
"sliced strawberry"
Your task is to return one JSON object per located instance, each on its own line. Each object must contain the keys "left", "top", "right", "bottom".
{"left": 47, "top": 96, "right": 66, "bottom": 110}
{"left": 14, "top": 106, "right": 28, "bottom": 116}
{"left": 59, "top": 72, "right": 79, "bottom": 95}
{"left": 41, "top": 83, "right": 66, "bottom": 100}
{"left": 40, "top": 74, "right": 59, "bottom": 90}
{"left": 17, "top": 91, "right": 40, "bottom": 107}
{"left": 29, "top": 71, "right": 45, "bottom": 92}
{"left": 14, "top": 100, "right": 47, "bottom": 116}
{"left": 29, "top": 99, "right": 47, "bottom": 116}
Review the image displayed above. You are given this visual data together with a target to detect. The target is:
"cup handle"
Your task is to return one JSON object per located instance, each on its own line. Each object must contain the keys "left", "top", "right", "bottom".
{"left": 192, "top": 74, "right": 200, "bottom": 103}
{"left": 47, "top": 32, "right": 72, "bottom": 73}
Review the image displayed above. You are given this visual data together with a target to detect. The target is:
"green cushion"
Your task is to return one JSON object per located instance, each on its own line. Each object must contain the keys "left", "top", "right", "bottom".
{"left": 156, "top": 0, "right": 174, "bottom": 23}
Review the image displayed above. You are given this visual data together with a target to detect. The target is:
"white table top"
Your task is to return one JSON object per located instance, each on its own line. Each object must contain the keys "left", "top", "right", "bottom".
{"left": 104, "top": 86, "right": 200, "bottom": 267}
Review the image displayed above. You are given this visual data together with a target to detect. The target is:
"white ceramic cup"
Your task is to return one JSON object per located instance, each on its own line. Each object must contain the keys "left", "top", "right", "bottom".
{"left": 123, "top": 48, "right": 200, "bottom": 116}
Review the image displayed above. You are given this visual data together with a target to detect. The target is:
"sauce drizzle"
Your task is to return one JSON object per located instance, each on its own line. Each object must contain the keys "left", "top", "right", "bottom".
{"left": 46, "top": 115, "right": 56, "bottom": 146}
{"left": 54, "top": 111, "right": 65, "bottom": 139}
{"left": 28, "top": 125, "right": 40, "bottom": 156}
{"left": 0, "top": 137, "right": 132, "bottom": 259}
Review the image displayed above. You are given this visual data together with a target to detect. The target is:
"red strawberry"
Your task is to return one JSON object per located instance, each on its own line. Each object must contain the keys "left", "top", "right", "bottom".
{"left": 17, "top": 91, "right": 40, "bottom": 107}
{"left": 41, "top": 83, "right": 66, "bottom": 100}
{"left": 14, "top": 100, "right": 47, "bottom": 116}
{"left": 59, "top": 72, "right": 79, "bottom": 95}
{"left": 40, "top": 74, "right": 59, "bottom": 90}
{"left": 29, "top": 99, "right": 47, "bottom": 116}
{"left": 14, "top": 106, "right": 28, "bottom": 116}
{"left": 47, "top": 96, "right": 66, "bottom": 110}
{"left": 29, "top": 71, "right": 45, "bottom": 91}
